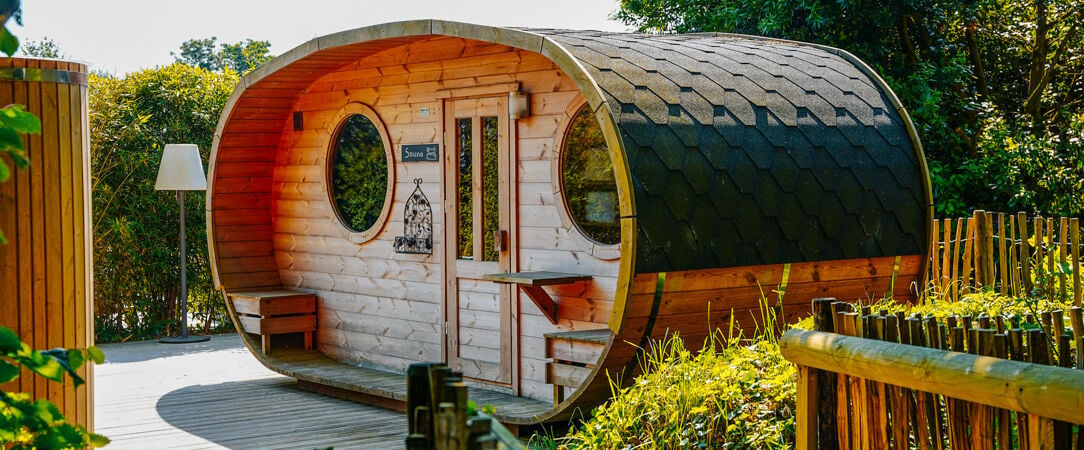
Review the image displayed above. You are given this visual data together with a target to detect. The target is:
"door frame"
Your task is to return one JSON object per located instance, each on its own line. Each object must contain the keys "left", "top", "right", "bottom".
{"left": 441, "top": 95, "right": 520, "bottom": 391}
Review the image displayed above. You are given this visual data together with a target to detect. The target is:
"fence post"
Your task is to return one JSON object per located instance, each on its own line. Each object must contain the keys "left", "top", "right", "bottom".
{"left": 1019, "top": 212, "right": 1032, "bottom": 294}
{"left": 811, "top": 298, "right": 839, "bottom": 450}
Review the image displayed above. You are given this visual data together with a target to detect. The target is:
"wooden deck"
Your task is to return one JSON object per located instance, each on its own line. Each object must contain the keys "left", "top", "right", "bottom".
{"left": 228, "top": 324, "right": 552, "bottom": 423}
{"left": 95, "top": 334, "right": 407, "bottom": 449}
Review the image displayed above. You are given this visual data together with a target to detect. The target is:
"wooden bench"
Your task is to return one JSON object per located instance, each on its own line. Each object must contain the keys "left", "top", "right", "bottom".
{"left": 480, "top": 271, "right": 592, "bottom": 324}
{"left": 230, "top": 290, "right": 317, "bottom": 355}
{"left": 544, "top": 328, "right": 611, "bottom": 406}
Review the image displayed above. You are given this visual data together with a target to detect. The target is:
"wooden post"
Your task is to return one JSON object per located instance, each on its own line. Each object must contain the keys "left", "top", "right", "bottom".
{"left": 993, "top": 334, "right": 1011, "bottom": 447}
{"left": 405, "top": 363, "right": 525, "bottom": 450}
{"left": 1053, "top": 333, "right": 1072, "bottom": 448}
{"left": 812, "top": 298, "right": 838, "bottom": 450}
{"left": 983, "top": 211, "right": 995, "bottom": 288}
{"left": 1009, "top": 219, "right": 1019, "bottom": 297}
{"left": 942, "top": 219, "right": 953, "bottom": 299}
{"left": 929, "top": 219, "right": 940, "bottom": 295}
{"left": 1047, "top": 218, "right": 1056, "bottom": 299}
{"left": 998, "top": 213, "right": 1008, "bottom": 294}
{"left": 1070, "top": 307, "right": 1083, "bottom": 369}
{"left": 866, "top": 316, "right": 889, "bottom": 450}
{"left": 973, "top": 211, "right": 986, "bottom": 287}
{"left": 1020, "top": 212, "right": 1032, "bottom": 294}
{"left": 906, "top": 317, "right": 935, "bottom": 450}
{"left": 962, "top": 217, "right": 975, "bottom": 294}
{"left": 1071, "top": 218, "right": 1080, "bottom": 307}
{"left": 1060, "top": 217, "right": 1068, "bottom": 302}
{"left": 1027, "top": 328, "right": 1055, "bottom": 449}
{"left": 796, "top": 365, "right": 818, "bottom": 450}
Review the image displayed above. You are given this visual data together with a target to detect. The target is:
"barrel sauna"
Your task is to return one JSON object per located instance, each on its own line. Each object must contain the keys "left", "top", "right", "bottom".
{"left": 0, "top": 58, "right": 93, "bottom": 429}
{"left": 207, "top": 20, "right": 932, "bottom": 425}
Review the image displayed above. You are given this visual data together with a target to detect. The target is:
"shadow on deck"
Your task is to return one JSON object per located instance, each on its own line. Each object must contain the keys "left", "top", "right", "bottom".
{"left": 239, "top": 330, "right": 553, "bottom": 424}
{"left": 156, "top": 378, "right": 405, "bottom": 449}
{"left": 95, "top": 334, "right": 408, "bottom": 449}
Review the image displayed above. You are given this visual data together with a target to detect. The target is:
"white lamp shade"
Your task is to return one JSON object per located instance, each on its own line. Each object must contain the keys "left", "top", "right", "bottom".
{"left": 155, "top": 144, "right": 207, "bottom": 191}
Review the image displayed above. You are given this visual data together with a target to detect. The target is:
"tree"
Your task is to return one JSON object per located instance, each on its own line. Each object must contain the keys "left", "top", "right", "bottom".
{"left": 613, "top": 0, "right": 1084, "bottom": 217}
{"left": 172, "top": 37, "right": 273, "bottom": 74}
{"left": 218, "top": 39, "right": 273, "bottom": 73}
{"left": 20, "top": 36, "right": 62, "bottom": 58}
{"left": 90, "top": 64, "right": 239, "bottom": 341}
{"left": 171, "top": 37, "right": 219, "bottom": 71}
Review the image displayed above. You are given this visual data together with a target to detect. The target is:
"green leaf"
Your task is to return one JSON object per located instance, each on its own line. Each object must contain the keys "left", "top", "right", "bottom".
{"left": 86, "top": 346, "right": 105, "bottom": 364}
{"left": 0, "top": 326, "right": 20, "bottom": 353}
{"left": 31, "top": 398, "right": 61, "bottom": 424}
{"left": 0, "top": 159, "right": 8, "bottom": 182}
{"left": 66, "top": 349, "right": 84, "bottom": 371}
{"left": 0, "top": 360, "right": 18, "bottom": 383}
{"left": 8, "top": 148, "right": 29, "bottom": 169}
{"left": 0, "top": 27, "right": 18, "bottom": 57}
{"left": 24, "top": 354, "right": 64, "bottom": 382}
{"left": 0, "top": 105, "right": 42, "bottom": 133}
{"left": 89, "top": 432, "right": 111, "bottom": 447}
{"left": 0, "top": 127, "right": 24, "bottom": 151}
{"left": 40, "top": 348, "right": 84, "bottom": 386}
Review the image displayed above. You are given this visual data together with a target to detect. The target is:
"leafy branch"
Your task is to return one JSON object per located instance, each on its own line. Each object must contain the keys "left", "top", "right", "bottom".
{"left": 0, "top": 327, "right": 110, "bottom": 448}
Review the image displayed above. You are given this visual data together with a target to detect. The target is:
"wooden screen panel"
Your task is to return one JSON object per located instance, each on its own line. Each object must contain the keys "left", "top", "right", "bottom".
{"left": 0, "top": 59, "right": 93, "bottom": 430}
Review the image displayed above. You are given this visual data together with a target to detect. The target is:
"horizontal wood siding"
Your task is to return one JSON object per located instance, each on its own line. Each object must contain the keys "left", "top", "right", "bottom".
{"left": 0, "top": 59, "right": 93, "bottom": 430}
{"left": 624, "top": 255, "right": 922, "bottom": 346}
{"left": 267, "top": 36, "right": 620, "bottom": 397}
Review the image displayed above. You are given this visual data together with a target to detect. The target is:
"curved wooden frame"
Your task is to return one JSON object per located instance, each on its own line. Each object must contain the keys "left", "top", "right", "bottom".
{"left": 322, "top": 102, "right": 396, "bottom": 244}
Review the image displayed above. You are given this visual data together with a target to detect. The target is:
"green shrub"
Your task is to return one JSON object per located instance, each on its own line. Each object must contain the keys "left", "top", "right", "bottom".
{"left": 551, "top": 287, "right": 1076, "bottom": 449}
{"left": 555, "top": 332, "right": 795, "bottom": 449}
{"left": 90, "top": 65, "right": 238, "bottom": 342}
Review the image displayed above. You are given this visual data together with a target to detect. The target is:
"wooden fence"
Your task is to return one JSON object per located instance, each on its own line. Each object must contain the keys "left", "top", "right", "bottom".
{"left": 782, "top": 298, "right": 1084, "bottom": 450}
{"left": 405, "top": 363, "right": 525, "bottom": 450}
{"left": 926, "top": 210, "right": 1081, "bottom": 305}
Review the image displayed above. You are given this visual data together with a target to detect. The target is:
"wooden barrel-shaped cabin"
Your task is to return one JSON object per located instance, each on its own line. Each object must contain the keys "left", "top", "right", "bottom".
{"left": 0, "top": 58, "right": 94, "bottom": 429}
{"left": 207, "top": 20, "right": 931, "bottom": 424}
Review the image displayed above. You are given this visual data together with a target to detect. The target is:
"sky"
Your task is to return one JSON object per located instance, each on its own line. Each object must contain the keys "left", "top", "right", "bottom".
{"left": 18, "top": 0, "right": 629, "bottom": 75}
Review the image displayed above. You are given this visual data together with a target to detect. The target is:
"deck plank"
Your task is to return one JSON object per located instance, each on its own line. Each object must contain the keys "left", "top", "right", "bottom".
{"left": 94, "top": 334, "right": 408, "bottom": 449}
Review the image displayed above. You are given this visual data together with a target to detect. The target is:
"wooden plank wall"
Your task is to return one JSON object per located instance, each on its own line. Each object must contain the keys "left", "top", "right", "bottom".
{"left": 623, "top": 255, "right": 921, "bottom": 347}
{"left": 271, "top": 37, "right": 619, "bottom": 403}
{"left": 0, "top": 59, "right": 94, "bottom": 430}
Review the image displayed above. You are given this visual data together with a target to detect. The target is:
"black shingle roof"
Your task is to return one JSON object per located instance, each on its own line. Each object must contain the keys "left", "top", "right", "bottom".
{"left": 533, "top": 30, "right": 929, "bottom": 274}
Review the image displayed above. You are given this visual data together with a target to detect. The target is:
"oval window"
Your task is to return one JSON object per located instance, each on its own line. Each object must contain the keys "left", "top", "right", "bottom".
{"left": 561, "top": 106, "right": 620, "bottom": 245}
{"left": 329, "top": 113, "right": 389, "bottom": 234}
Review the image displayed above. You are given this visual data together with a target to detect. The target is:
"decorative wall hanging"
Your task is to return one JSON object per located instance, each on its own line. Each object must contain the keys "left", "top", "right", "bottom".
{"left": 394, "top": 178, "right": 433, "bottom": 254}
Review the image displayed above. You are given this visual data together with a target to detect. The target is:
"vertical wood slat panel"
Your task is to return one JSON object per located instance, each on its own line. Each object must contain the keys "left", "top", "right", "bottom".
{"left": 0, "top": 58, "right": 92, "bottom": 430}
{"left": 0, "top": 57, "right": 16, "bottom": 391}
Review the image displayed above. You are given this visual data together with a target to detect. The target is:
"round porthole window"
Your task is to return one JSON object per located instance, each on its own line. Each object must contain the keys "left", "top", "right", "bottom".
{"left": 560, "top": 106, "right": 620, "bottom": 245}
{"left": 328, "top": 112, "right": 390, "bottom": 235}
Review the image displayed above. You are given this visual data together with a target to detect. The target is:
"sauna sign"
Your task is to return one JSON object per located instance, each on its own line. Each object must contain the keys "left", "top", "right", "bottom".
{"left": 401, "top": 144, "right": 440, "bottom": 162}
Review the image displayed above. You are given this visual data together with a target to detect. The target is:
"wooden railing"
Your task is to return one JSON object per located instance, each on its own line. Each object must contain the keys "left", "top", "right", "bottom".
{"left": 926, "top": 210, "right": 1081, "bottom": 304}
{"left": 782, "top": 298, "right": 1084, "bottom": 449}
{"left": 404, "top": 363, "right": 525, "bottom": 450}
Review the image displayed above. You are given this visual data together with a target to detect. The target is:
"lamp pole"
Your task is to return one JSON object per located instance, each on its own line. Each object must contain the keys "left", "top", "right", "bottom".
{"left": 158, "top": 144, "right": 210, "bottom": 344}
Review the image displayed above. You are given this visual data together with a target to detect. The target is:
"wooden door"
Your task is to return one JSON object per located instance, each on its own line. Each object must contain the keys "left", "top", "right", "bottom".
{"left": 443, "top": 96, "right": 515, "bottom": 385}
